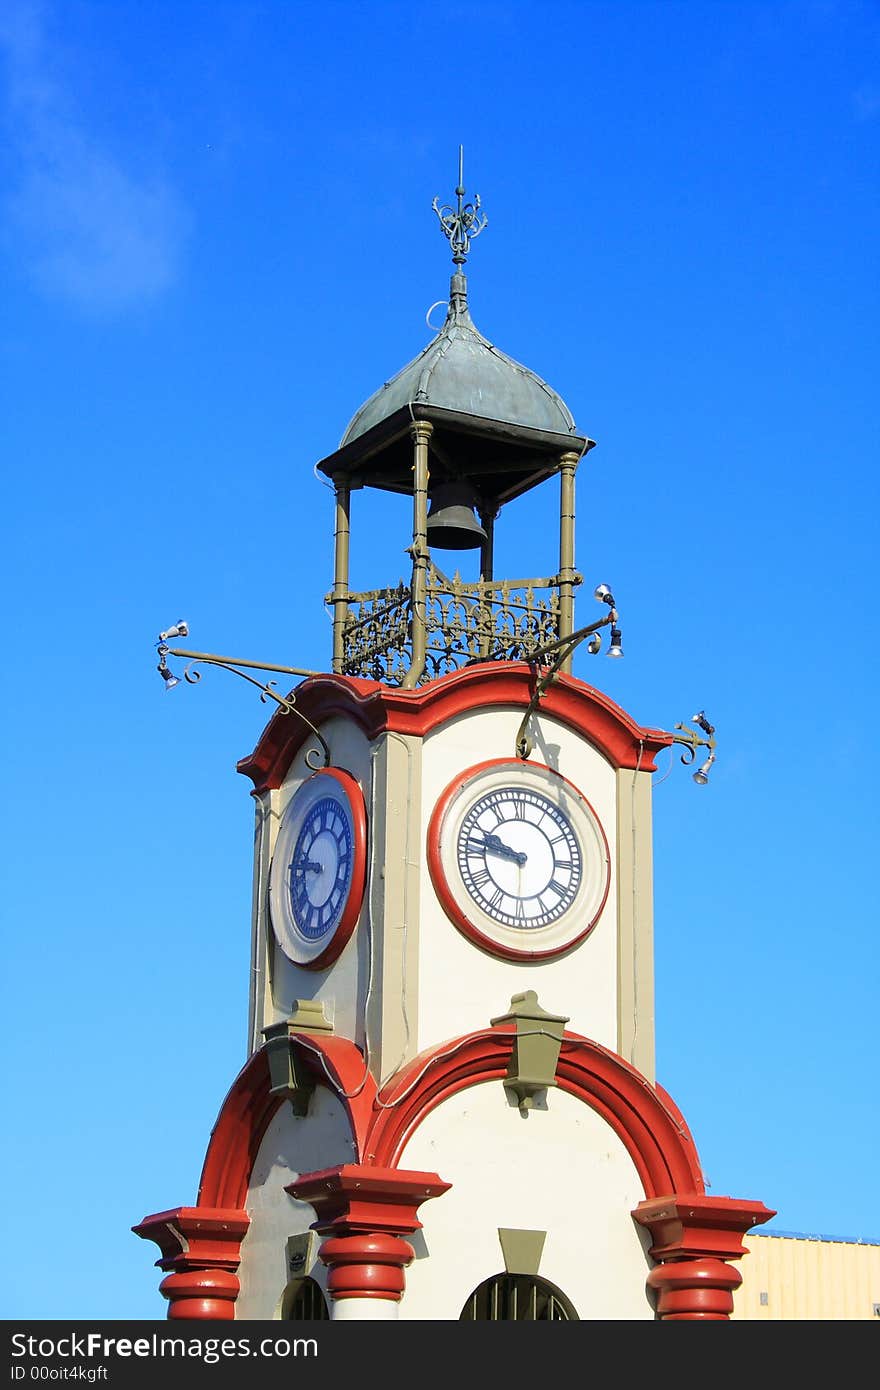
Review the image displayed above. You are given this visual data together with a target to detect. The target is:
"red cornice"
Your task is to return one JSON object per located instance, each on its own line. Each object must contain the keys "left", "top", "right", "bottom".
{"left": 287, "top": 1165, "right": 452, "bottom": 1234}
{"left": 237, "top": 665, "right": 674, "bottom": 792}
{"left": 633, "top": 1195, "right": 776, "bottom": 1263}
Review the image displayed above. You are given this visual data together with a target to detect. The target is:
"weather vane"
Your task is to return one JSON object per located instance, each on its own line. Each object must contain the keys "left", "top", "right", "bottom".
{"left": 432, "top": 145, "right": 488, "bottom": 268}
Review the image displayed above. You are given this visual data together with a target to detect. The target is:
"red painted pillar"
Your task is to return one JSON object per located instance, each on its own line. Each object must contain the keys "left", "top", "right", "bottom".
{"left": 633, "top": 1194, "right": 775, "bottom": 1320}
{"left": 288, "top": 1164, "right": 451, "bottom": 1320}
{"left": 132, "top": 1207, "right": 250, "bottom": 1320}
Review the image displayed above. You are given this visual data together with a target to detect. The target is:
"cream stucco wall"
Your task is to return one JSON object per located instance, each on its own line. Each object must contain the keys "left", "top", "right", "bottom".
{"left": 399, "top": 1080, "right": 655, "bottom": 1320}
{"left": 235, "top": 1091, "right": 353, "bottom": 1319}
{"left": 417, "top": 707, "right": 620, "bottom": 1055}
{"left": 249, "top": 686, "right": 657, "bottom": 1088}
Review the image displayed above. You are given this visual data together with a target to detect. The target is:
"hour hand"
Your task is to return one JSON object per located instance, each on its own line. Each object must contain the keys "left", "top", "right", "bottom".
{"left": 469, "top": 832, "right": 527, "bottom": 867}
{"left": 295, "top": 858, "right": 323, "bottom": 874}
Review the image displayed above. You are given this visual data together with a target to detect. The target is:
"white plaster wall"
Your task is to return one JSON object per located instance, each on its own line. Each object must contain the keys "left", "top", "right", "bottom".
{"left": 398, "top": 1080, "right": 655, "bottom": 1321}
{"left": 418, "top": 707, "right": 619, "bottom": 1050}
{"left": 235, "top": 1088, "right": 355, "bottom": 1319}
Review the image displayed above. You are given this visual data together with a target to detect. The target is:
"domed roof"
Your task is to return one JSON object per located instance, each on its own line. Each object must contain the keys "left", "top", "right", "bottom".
{"left": 316, "top": 157, "right": 593, "bottom": 507}
{"left": 340, "top": 273, "right": 579, "bottom": 447}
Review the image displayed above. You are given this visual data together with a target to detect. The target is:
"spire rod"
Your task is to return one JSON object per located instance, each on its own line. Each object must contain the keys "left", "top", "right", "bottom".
{"left": 432, "top": 145, "right": 488, "bottom": 269}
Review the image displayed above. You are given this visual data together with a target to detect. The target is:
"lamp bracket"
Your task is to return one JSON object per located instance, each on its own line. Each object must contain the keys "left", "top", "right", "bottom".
{"left": 670, "top": 722, "right": 717, "bottom": 766}
{"left": 514, "top": 614, "right": 613, "bottom": 760}
{"left": 156, "top": 644, "right": 330, "bottom": 769}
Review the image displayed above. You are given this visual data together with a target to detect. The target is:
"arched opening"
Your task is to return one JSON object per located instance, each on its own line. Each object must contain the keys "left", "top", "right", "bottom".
{"left": 280, "top": 1276, "right": 330, "bottom": 1320}
{"left": 459, "top": 1273, "right": 578, "bottom": 1321}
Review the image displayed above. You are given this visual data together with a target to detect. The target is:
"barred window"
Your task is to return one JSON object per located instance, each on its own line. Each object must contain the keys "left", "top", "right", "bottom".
{"left": 281, "top": 1276, "right": 330, "bottom": 1320}
{"left": 460, "top": 1274, "right": 578, "bottom": 1321}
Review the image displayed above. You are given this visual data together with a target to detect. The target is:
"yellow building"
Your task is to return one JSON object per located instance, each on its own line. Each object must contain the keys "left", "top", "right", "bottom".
{"left": 734, "top": 1232, "right": 880, "bottom": 1320}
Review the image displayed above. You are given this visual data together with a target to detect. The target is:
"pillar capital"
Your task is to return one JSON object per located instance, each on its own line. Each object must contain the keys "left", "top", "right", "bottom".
{"left": 409, "top": 418, "right": 434, "bottom": 444}
{"left": 287, "top": 1164, "right": 451, "bottom": 1311}
{"left": 632, "top": 1193, "right": 775, "bottom": 1320}
{"left": 132, "top": 1206, "right": 250, "bottom": 1320}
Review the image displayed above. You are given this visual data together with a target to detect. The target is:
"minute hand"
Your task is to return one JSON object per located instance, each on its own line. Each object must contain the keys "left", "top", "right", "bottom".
{"left": 469, "top": 831, "right": 527, "bottom": 867}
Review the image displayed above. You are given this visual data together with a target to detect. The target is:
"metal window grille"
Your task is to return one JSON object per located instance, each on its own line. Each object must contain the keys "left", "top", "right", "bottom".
{"left": 284, "top": 1276, "right": 330, "bottom": 1320}
{"left": 460, "top": 1273, "right": 577, "bottom": 1321}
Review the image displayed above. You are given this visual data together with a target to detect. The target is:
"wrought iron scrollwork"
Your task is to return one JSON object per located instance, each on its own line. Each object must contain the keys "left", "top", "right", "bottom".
{"left": 156, "top": 642, "right": 330, "bottom": 768}
{"left": 432, "top": 146, "right": 488, "bottom": 268}
{"left": 334, "top": 562, "right": 573, "bottom": 686}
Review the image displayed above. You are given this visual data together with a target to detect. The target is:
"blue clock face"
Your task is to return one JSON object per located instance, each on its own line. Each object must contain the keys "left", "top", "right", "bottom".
{"left": 269, "top": 768, "right": 367, "bottom": 969}
{"left": 288, "top": 795, "right": 354, "bottom": 941}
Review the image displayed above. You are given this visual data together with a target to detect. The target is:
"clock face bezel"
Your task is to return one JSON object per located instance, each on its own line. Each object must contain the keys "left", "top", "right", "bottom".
{"left": 427, "top": 758, "right": 611, "bottom": 961}
{"left": 268, "top": 766, "right": 367, "bottom": 970}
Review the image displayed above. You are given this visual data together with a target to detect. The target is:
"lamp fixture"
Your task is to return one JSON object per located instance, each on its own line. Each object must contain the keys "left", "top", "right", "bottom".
{"left": 671, "top": 712, "right": 717, "bottom": 789}
{"left": 692, "top": 753, "right": 716, "bottom": 786}
{"left": 607, "top": 625, "right": 624, "bottom": 658}
{"left": 158, "top": 620, "right": 189, "bottom": 643}
{"left": 157, "top": 658, "right": 179, "bottom": 691}
{"left": 594, "top": 584, "right": 615, "bottom": 606}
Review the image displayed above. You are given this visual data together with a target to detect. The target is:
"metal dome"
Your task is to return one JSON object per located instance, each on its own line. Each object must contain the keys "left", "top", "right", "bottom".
{"left": 340, "top": 273, "right": 579, "bottom": 447}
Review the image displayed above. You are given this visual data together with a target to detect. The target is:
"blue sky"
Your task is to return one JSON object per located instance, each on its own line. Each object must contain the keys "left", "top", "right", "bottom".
{"left": 1, "top": 0, "right": 877, "bottom": 1320}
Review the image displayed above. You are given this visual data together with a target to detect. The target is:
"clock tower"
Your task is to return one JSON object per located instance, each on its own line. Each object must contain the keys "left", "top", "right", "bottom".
{"left": 135, "top": 156, "right": 773, "bottom": 1321}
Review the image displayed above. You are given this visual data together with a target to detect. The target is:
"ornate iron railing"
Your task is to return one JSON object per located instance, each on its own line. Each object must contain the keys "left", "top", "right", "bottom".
{"left": 334, "top": 561, "right": 578, "bottom": 686}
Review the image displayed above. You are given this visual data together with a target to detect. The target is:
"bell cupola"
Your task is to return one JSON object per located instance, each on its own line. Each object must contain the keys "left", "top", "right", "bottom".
{"left": 316, "top": 148, "right": 597, "bottom": 689}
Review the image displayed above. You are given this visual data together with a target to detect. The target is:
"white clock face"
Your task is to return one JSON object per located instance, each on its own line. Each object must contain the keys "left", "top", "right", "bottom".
{"left": 457, "top": 785, "right": 582, "bottom": 929}
{"left": 428, "top": 759, "right": 610, "bottom": 960}
{"left": 269, "top": 768, "right": 367, "bottom": 969}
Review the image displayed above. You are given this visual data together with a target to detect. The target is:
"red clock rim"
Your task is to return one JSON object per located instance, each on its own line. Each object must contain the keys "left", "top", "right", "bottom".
{"left": 276, "top": 765, "right": 368, "bottom": 971}
{"left": 426, "top": 757, "right": 611, "bottom": 962}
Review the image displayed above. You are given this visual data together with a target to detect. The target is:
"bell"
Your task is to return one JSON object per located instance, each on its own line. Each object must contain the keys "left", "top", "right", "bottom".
{"left": 425, "top": 482, "right": 488, "bottom": 550}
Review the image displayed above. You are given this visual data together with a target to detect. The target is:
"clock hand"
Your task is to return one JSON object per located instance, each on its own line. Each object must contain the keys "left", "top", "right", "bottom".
{"left": 296, "top": 859, "right": 323, "bottom": 873}
{"left": 468, "top": 832, "right": 527, "bottom": 867}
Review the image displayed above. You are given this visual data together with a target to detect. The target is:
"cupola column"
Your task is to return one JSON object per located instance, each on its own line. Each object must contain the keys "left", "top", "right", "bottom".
{"left": 331, "top": 479, "right": 351, "bottom": 674}
{"left": 403, "top": 420, "right": 433, "bottom": 689}
{"left": 558, "top": 450, "right": 580, "bottom": 670}
{"left": 478, "top": 503, "right": 498, "bottom": 656}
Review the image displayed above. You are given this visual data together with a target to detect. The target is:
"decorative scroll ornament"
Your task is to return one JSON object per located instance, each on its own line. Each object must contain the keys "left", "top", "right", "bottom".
{"left": 432, "top": 145, "right": 488, "bottom": 268}
{"left": 155, "top": 632, "right": 330, "bottom": 769}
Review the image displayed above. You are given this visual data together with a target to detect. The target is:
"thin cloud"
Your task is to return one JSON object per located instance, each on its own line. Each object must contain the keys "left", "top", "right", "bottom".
{"left": 853, "top": 84, "right": 880, "bottom": 121}
{"left": 0, "top": 1, "right": 187, "bottom": 312}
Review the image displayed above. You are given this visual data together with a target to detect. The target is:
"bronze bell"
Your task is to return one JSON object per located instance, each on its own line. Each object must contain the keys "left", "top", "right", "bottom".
{"left": 425, "top": 482, "right": 488, "bottom": 550}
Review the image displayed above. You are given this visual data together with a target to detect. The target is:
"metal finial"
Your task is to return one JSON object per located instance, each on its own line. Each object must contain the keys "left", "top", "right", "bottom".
{"left": 432, "top": 145, "right": 488, "bottom": 268}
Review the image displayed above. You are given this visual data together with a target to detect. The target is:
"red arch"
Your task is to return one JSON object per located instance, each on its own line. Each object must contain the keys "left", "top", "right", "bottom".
{"left": 364, "top": 1026, "right": 706, "bottom": 1198}
{"left": 194, "top": 1025, "right": 705, "bottom": 1213}
{"left": 197, "top": 1035, "right": 377, "bottom": 1210}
